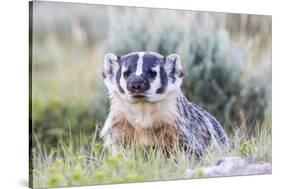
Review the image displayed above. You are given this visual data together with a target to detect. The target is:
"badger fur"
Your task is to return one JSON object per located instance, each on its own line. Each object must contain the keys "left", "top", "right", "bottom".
{"left": 101, "top": 51, "right": 229, "bottom": 156}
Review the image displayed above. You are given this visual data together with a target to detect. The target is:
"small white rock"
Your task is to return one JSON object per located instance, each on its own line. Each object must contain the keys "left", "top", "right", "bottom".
{"left": 186, "top": 156, "right": 271, "bottom": 178}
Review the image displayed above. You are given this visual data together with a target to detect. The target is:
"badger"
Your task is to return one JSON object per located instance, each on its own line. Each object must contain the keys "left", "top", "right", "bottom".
{"left": 101, "top": 51, "right": 229, "bottom": 156}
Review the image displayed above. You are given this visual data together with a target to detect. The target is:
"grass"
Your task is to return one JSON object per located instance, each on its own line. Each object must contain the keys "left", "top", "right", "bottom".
{"left": 31, "top": 120, "right": 271, "bottom": 188}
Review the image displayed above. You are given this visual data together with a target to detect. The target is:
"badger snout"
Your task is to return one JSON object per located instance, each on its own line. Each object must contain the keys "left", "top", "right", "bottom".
{"left": 127, "top": 75, "right": 150, "bottom": 94}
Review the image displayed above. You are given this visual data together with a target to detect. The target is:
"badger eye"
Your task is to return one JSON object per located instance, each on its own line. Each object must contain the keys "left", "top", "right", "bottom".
{"left": 123, "top": 70, "right": 131, "bottom": 78}
{"left": 148, "top": 70, "right": 157, "bottom": 77}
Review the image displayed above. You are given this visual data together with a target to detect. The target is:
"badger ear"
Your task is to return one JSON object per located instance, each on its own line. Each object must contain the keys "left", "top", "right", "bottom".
{"left": 103, "top": 53, "right": 119, "bottom": 79}
{"left": 165, "top": 54, "right": 184, "bottom": 78}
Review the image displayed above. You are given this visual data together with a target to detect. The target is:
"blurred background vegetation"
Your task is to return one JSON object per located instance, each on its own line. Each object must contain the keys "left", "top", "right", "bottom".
{"left": 31, "top": 2, "right": 271, "bottom": 148}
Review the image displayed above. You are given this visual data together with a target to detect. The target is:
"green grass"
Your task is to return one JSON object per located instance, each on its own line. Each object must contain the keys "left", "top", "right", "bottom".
{"left": 31, "top": 120, "right": 271, "bottom": 188}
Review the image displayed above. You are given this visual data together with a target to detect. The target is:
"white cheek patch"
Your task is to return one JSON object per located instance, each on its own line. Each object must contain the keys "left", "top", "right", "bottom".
{"left": 147, "top": 66, "right": 161, "bottom": 94}
{"left": 103, "top": 77, "right": 114, "bottom": 91}
{"left": 167, "top": 77, "right": 183, "bottom": 93}
{"left": 104, "top": 73, "right": 118, "bottom": 93}
{"left": 119, "top": 68, "right": 128, "bottom": 94}
{"left": 103, "top": 53, "right": 120, "bottom": 93}
{"left": 135, "top": 52, "right": 145, "bottom": 76}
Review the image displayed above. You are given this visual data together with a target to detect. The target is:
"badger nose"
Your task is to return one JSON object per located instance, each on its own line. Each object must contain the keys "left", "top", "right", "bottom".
{"left": 132, "top": 82, "right": 144, "bottom": 90}
{"left": 128, "top": 81, "right": 144, "bottom": 92}
{"left": 127, "top": 77, "right": 147, "bottom": 93}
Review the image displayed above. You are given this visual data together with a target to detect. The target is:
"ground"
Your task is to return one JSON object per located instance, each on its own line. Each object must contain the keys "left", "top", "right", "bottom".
{"left": 31, "top": 121, "right": 271, "bottom": 188}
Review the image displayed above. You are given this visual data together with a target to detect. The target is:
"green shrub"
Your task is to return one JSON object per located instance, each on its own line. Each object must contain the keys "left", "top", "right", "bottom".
{"left": 179, "top": 28, "right": 270, "bottom": 129}
{"left": 32, "top": 97, "right": 107, "bottom": 148}
{"left": 106, "top": 9, "right": 183, "bottom": 55}
{"left": 180, "top": 27, "right": 270, "bottom": 128}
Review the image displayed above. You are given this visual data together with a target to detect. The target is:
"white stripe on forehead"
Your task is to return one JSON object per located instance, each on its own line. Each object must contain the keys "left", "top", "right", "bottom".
{"left": 135, "top": 52, "right": 145, "bottom": 76}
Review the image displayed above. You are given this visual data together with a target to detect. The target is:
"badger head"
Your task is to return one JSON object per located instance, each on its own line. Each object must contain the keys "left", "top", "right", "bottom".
{"left": 103, "top": 51, "right": 184, "bottom": 103}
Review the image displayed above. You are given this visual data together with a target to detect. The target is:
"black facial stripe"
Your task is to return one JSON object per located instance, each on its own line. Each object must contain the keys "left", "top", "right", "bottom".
{"left": 143, "top": 53, "right": 162, "bottom": 68}
{"left": 156, "top": 66, "right": 168, "bottom": 94}
{"left": 117, "top": 53, "right": 139, "bottom": 93}
{"left": 170, "top": 59, "right": 176, "bottom": 83}
{"left": 116, "top": 66, "right": 124, "bottom": 93}
{"left": 142, "top": 53, "right": 164, "bottom": 82}
{"left": 121, "top": 53, "right": 139, "bottom": 75}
